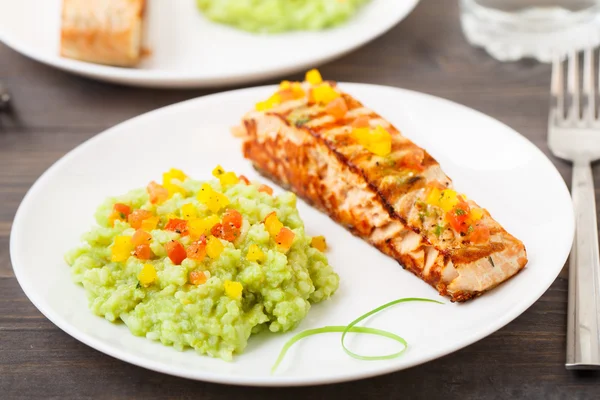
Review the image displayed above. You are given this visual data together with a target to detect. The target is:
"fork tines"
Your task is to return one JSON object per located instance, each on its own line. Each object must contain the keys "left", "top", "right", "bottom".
{"left": 552, "top": 49, "right": 598, "bottom": 124}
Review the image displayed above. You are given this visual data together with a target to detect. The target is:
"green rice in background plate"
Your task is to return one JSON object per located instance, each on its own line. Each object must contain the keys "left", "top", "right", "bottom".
{"left": 65, "top": 168, "right": 339, "bottom": 361}
{"left": 196, "top": 0, "right": 371, "bottom": 33}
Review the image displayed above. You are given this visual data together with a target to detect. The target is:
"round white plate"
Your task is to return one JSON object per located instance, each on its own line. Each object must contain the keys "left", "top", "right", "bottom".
{"left": 0, "top": 0, "right": 419, "bottom": 88}
{"left": 11, "top": 84, "right": 574, "bottom": 386}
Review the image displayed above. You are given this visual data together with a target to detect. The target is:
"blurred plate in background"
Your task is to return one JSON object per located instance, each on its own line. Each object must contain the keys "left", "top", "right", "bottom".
{"left": 0, "top": 0, "right": 419, "bottom": 88}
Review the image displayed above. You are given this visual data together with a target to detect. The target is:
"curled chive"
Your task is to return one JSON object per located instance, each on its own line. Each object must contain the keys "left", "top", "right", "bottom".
{"left": 341, "top": 297, "right": 443, "bottom": 361}
{"left": 272, "top": 297, "right": 443, "bottom": 373}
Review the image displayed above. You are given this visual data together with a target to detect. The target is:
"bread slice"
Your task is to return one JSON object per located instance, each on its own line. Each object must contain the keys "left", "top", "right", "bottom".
{"left": 60, "top": 0, "right": 145, "bottom": 67}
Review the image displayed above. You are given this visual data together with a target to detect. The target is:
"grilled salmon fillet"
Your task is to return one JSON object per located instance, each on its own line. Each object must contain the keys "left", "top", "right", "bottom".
{"left": 60, "top": 0, "right": 145, "bottom": 67}
{"left": 236, "top": 75, "right": 527, "bottom": 302}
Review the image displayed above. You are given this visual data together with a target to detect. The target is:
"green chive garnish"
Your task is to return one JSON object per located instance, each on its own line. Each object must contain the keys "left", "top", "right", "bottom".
{"left": 272, "top": 297, "right": 443, "bottom": 373}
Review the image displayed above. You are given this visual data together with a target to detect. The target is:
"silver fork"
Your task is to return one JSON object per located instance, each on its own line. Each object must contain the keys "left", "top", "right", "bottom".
{"left": 550, "top": 49, "right": 600, "bottom": 369}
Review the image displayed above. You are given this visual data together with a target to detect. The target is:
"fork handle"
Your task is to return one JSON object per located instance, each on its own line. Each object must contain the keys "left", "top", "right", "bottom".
{"left": 566, "top": 161, "right": 600, "bottom": 369}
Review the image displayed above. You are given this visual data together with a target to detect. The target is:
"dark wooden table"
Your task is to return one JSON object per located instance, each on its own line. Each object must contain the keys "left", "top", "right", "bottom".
{"left": 2, "top": 1, "right": 600, "bottom": 399}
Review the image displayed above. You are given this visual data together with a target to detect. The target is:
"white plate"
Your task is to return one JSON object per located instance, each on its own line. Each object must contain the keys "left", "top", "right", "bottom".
{"left": 0, "top": 0, "right": 419, "bottom": 88}
{"left": 10, "top": 84, "right": 574, "bottom": 386}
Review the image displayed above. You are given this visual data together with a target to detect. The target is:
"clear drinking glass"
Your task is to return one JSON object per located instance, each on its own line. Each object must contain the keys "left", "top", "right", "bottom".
{"left": 460, "top": 0, "right": 600, "bottom": 62}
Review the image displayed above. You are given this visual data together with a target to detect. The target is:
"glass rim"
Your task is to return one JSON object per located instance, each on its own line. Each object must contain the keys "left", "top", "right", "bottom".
{"left": 461, "top": 0, "right": 600, "bottom": 25}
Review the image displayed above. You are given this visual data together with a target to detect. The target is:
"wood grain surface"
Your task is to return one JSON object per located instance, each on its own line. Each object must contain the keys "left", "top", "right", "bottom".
{"left": 2, "top": 1, "right": 600, "bottom": 399}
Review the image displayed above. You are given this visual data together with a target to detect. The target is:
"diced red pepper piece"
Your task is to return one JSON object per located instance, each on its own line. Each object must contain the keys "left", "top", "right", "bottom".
{"left": 165, "top": 240, "right": 186, "bottom": 265}
{"left": 258, "top": 184, "right": 273, "bottom": 196}
{"left": 222, "top": 209, "right": 243, "bottom": 229}
{"left": 325, "top": 97, "right": 348, "bottom": 120}
{"left": 165, "top": 218, "right": 188, "bottom": 236}
{"left": 189, "top": 270, "right": 207, "bottom": 285}
{"left": 147, "top": 181, "right": 169, "bottom": 204}
{"left": 131, "top": 229, "right": 152, "bottom": 247}
{"left": 211, "top": 222, "right": 240, "bottom": 242}
{"left": 238, "top": 175, "right": 250, "bottom": 185}
{"left": 469, "top": 223, "right": 490, "bottom": 244}
{"left": 113, "top": 203, "right": 131, "bottom": 219}
{"left": 351, "top": 115, "right": 370, "bottom": 128}
{"left": 275, "top": 227, "right": 295, "bottom": 252}
{"left": 278, "top": 88, "right": 295, "bottom": 102}
{"left": 398, "top": 148, "right": 425, "bottom": 171}
{"left": 186, "top": 236, "right": 207, "bottom": 261}
{"left": 109, "top": 203, "right": 132, "bottom": 226}
{"left": 446, "top": 197, "right": 471, "bottom": 234}
{"left": 128, "top": 209, "right": 153, "bottom": 230}
{"left": 133, "top": 244, "right": 153, "bottom": 260}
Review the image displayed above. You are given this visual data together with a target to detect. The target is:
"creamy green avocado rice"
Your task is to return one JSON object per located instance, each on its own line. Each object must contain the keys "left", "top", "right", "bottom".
{"left": 65, "top": 170, "right": 339, "bottom": 361}
{"left": 196, "top": 0, "right": 371, "bottom": 33}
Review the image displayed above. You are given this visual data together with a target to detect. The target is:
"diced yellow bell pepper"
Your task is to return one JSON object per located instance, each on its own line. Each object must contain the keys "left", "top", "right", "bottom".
{"left": 140, "top": 216, "right": 159, "bottom": 231}
{"left": 352, "top": 125, "right": 392, "bottom": 157}
{"left": 220, "top": 172, "right": 239, "bottom": 186}
{"left": 470, "top": 207, "right": 484, "bottom": 222}
{"left": 164, "top": 182, "right": 186, "bottom": 197}
{"left": 426, "top": 187, "right": 442, "bottom": 207}
{"left": 439, "top": 189, "right": 459, "bottom": 212}
{"left": 255, "top": 93, "right": 281, "bottom": 111}
{"left": 111, "top": 236, "right": 134, "bottom": 262}
{"left": 162, "top": 169, "right": 187, "bottom": 198}
{"left": 279, "top": 80, "right": 291, "bottom": 90}
{"left": 311, "top": 236, "right": 327, "bottom": 252}
{"left": 264, "top": 212, "right": 283, "bottom": 237}
{"left": 197, "top": 183, "right": 230, "bottom": 213}
{"left": 212, "top": 165, "right": 225, "bottom": 177}
{"left": 352, "top": 127, "right": 370, "bottom": 142}
{"left": 305, "top": 69, "right": 323, "bottom": 85}
{"left": 181, "top": 203, "right": 197, "bottom": 220}
{"left": 188, "top": 215, "right": 220, "bottom": 238}
{"left": 206, "top": 236, "right": 224, "bottom": 259}
{"left": 224, "top": 280, "right": 243, "bottom": 300}
{"left": 371, "top": 125, "right": 391, "bottom": 141}
{"left": 138, "top": 264, "right": 157, "bottom": 287}
{"left": 163, "top": 168, "right": 187, "bottom": 184}
{"left": 212, "top": 165, "right": 239, "bottom": 186}
{"left": 291, "top": 83, "right": 306, "bottom": 99}
{"left": 364, "top": 140, "right": 391, "bottom": 157}
{"left": 246, "top": 244, "right": 266, "bottom": 262}
{"left": 311, "top": 83, "right": 340, "bottom": 105}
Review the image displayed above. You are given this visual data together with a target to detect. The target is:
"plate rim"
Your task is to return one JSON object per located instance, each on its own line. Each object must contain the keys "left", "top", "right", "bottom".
{"left": 10, "top": 83, "right": 575, "bottom": 386}
{"left": 0, "top": 0, "right": 420, "bottom": 88}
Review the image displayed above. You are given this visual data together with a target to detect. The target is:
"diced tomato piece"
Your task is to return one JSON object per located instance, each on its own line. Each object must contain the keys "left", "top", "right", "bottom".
{"left": 108, "top": 203, "right": 132, "bottom": 226}
{"left": 238, "top": 175, "right": 250, "bottom": 185}
{"left": 113, "top": 203, "right": 131, "bottom": 218}
{"left": 211, "top": 222, "right": 240, "bottom": 242}
{"left": 399, "top": 148, "right": 425, "bottom": 171}
{"left": 275, "top": 227, "right": 295, "bottom": 252}
{"left": 445, "top": 197, "right": 471, "bottom": 234}
{"left": 469, "top": 223, "right": 490, "bottom": 244}
{"left": 131, "top": 229, "right": 152, "bottom": 247}
{"left": 128, "top": 209, "right": 153, "bottom": 229}
{"left": 165, "top": 218, "right": 188, "bottom": 236}
{"left": 258, "top": 184, "right": 273, "bottom": 196}
{"left": 189, "top": 270, "right": 207, "bottom": 285}
{"left": 186, "top": 236, "right": 207, "bottom": 261}
{"left": 133, "top": 244, "right": 153, "bottom": 260}
{"left": 223, "top": 209, "right": 243, "bottom": 229}
{"left": 165, "top": 240, "right": 186, "bottom": 265}
{"left": 278, "top": 88, "right": 295, "bottom": 102}
{"left": 147, "top": 181, "right": 169, "bottom": 204}
{"left": 352, "top": 115, "right": 370, "bottom": 128}
{"left": 325, "top": 97, "right": 348, "bottom": 120}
